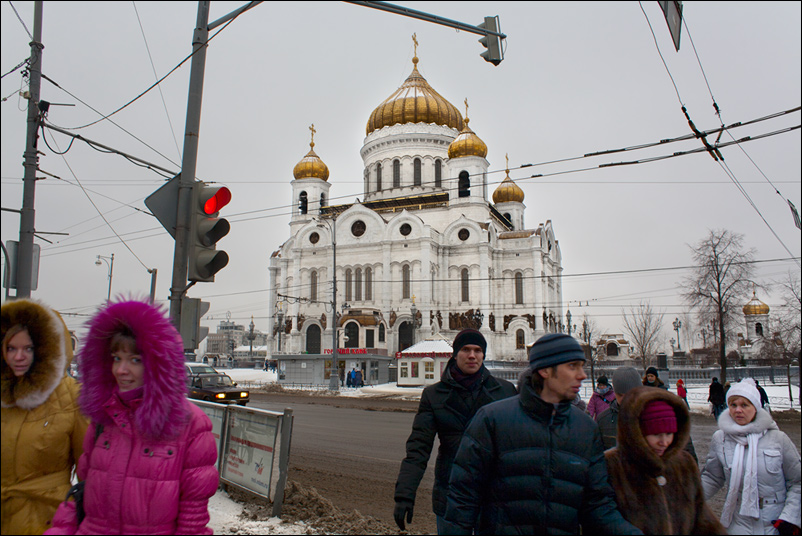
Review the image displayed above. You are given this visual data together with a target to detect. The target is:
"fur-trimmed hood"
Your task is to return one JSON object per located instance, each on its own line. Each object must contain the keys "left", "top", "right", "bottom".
{"left": 79, "top": 299, "right": 189, "bottom": 439}
{"left": 617, "top": 386, "right": 691, "bottom": 475}
{"left": 1, "top": 298, "right": 73, "bottom": 409}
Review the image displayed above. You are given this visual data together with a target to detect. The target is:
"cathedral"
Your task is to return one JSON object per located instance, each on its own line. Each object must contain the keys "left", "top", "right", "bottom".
{"left": 267, "top": 43, "right": 564, "bottom": 369}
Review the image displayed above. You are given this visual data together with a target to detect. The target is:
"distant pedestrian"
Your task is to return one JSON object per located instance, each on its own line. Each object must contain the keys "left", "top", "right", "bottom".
{"left": 2, "top": 299, "right": 90, "bottom": 535}
{"left": 346, "top": 369, "right": 353, "bottom": 388}
{"left": 355, "top": 369, "right": 363, "bottom": 388}
{"left": 393, "top": 329, "right": 516, "bottom": 534}
{"left": 604, "top": 387, "right": 726, "bottom": 534}
{"left": 755, "top": 379, "right": 770, "bottom": 410}
{"left": 46, "top": 299, "right": 219, "bottom": 535}
{"left": 708, "top": 377, "right": 726, "bottom": 420}
{"left": 587, "top": 375, "right": 616, "bottom": 420}
{"left": 701, "top": 378, "right": 801, "bottom": 535}
{"left": 676, "top": 378, "right": 689, "bottom": 408}
{"left": 444, "top": 333, "right": 641, "bottom": 534}
{"left": 643, "top": 366, "right": 667, "bottom": 390}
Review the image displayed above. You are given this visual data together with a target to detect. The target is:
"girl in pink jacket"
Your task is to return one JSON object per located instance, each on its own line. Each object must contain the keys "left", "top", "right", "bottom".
{"left": 47, "top": 299, "right": 219, "bottom": 535}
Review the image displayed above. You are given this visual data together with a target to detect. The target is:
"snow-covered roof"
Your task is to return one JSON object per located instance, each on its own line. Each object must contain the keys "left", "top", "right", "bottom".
{"left": 400, "top": 338, "right": 453, "bottom": 356}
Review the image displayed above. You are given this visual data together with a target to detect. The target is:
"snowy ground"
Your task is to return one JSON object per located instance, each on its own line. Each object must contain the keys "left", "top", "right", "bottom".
{"left": 208, "top": 366, "right": 800, "bottom": 534}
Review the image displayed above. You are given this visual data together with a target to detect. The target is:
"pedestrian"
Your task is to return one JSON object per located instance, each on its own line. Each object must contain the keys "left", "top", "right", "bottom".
{"left": 339, "top": 366, "right": 344, "bottom": 387}
{"left": 587, "top": 375, "right": 616, "bottom": 420}
{"left": 2, "top": 299, "right": 90, "bottom": 535}
{"left": 598, "top": 366, "right": 698, "bottom": 464}
{"left": 393, "top": 329, "right": 517, "bottom": 534}
{"left": 444, "top": 333, "right": 641, "bottom": 534}
{"left": 643, "top": 366, "right": 667, "bottom": 390}
{"left": 46, "top": 299, "right": 219, "bottom": 535}
{"left": 708, "top": 377, "right": 726, "bottom": 420}
{"left": 701, "top": 378, "right": 801, "bottom": 535}
{"left": 346, "top": 368, "right": 353, "bottom": 388}
{"left": 604, "top": 386, "right": 726, "bottom": 534}
{"left": 755, "top": 379, "right": 770, "bottom": 411}
{"left": 676, "top": 378, "right": 689, "bottom": 408}
{"left": 355, "top": 368, "right": 363, "bottom": 388}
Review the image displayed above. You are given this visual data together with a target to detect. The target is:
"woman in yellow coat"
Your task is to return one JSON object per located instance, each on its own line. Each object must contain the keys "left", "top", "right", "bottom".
{"left": 1, "top": 299, "right": 89, "bottom": 535}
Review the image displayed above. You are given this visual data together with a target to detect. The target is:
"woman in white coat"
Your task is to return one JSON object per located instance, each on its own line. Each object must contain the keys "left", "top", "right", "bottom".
{"left": 701, "top": 378, "right": 801, "bottom": 535}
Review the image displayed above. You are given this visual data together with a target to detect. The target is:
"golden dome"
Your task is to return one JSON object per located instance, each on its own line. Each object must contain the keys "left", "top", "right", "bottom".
{"left": 366, "top": 55, "right": 463, "bottom": 135}
{"left": 743, "top": 292, "right": 769, "bottom": 315}
{"left": 492, "top": 155, "right": 524, "bottom": 203}
{"left": 293, "top": 124, "right": 329, "bottom": 181}
{"left": 448, "top": 117, "right": 488, "bottom": 159}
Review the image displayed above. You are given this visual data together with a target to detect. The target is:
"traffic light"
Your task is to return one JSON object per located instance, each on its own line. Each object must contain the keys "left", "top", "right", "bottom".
{"left": 180, "top": 297, "right": 210, "bottom": 350}
{"left": 478, "top": 16, "right": 503, "bottom": 66}
{"left": 188, "top": 181, "right": 232, "bottom": 282}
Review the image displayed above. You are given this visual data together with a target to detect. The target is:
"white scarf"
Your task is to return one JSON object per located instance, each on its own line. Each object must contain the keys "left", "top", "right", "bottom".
{"left": 717, "top": 409, "right": 775, "bottom": 527}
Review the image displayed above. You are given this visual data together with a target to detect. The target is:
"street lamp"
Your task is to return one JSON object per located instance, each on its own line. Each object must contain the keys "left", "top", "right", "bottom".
{"left": 248, "top": 316, "right": 256, "bottom": 359}
{"left": 317, "top": 215, "right": 340, "bottom": 391}
{"left": 95, "top": 253, "right": 114, "bottom": 302}
{"left": 673, "top": 317, "right": 682, "bottom": 350}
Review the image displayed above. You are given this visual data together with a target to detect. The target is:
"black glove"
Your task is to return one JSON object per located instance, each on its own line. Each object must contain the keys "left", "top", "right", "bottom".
{"left": 774, "top": 520, "right": 801, "bottom": 536}
{"left": 393, "top": 500, "right": 414, "bottom": 531}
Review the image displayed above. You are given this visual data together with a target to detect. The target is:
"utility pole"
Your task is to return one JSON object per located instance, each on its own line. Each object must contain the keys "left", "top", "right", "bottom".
{"left": 16, "top": 1, "right": 44, "bottom": 298}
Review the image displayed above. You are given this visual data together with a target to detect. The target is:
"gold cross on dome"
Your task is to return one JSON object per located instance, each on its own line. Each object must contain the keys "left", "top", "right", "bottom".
{"left": 464, "top": 98, "right": 469, "bottom": 119}
{"left": 505, "top": 153, "right": 510, "bottom": 170}
{"left": 412, "top": 33, "right": 418, "bottom": 56}
{"left": 309, "top": 123, "right": 316, "bottom": 144}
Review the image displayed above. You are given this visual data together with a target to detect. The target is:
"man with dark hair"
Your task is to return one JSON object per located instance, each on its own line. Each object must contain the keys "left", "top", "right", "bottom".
{"left": 444, "top": 333, "right": 641, "bottom": 534}
{"left": 708, "top": 377, "right": 726, "bottom": 419}
{"left": 393, "top": 329, "right": 517, "bottom": 534}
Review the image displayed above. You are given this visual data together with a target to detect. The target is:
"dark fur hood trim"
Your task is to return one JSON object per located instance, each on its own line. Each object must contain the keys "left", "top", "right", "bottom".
{"left": 617, "top": 386, "right": 691, "bottom": 474}
{"left": 1, "top": 299, "right": 72, "bottom": 409}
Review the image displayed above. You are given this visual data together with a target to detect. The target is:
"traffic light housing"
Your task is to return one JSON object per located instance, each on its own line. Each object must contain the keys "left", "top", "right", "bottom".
{"left": 180, "top": 297, "right": 210, "bottom": 350}
{"left": 188, "top": 181, "right": 231, "bottom": 282}
{"left": 478, "top": 16, "right": 503, "bottom": 66}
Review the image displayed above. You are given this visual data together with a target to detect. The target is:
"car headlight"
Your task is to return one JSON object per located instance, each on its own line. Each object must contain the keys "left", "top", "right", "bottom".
{"left": 240, "top": 392, "right": 248, "bottom": 397}
{"left": 216, "top": 393, "right": 225, "bottom": 399}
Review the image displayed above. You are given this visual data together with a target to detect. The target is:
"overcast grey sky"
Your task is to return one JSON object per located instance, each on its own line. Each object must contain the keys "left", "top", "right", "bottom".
{"left": 2, "top": 1, "right": 800, "bottom": 351}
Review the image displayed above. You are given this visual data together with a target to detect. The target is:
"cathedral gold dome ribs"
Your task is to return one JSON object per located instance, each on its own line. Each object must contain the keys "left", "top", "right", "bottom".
{"left": 743, "top": 291, "right": 770, "bottom": 315}
{"left": 492, "top": 155, "right": 524, "bottom": 203}
{"left": 448, "top": 117, "right": 488, "bottom": 159}
{"left": 366, "top": 55, "right": 463, "bottom": 135}
{"left": 293, "top": 124, "right": 329, "bottom": 181}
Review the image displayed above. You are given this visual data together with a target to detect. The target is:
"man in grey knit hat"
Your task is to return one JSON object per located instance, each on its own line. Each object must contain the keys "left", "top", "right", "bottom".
{"left": 597, "top": 366, "right": 697, "bottom": 463}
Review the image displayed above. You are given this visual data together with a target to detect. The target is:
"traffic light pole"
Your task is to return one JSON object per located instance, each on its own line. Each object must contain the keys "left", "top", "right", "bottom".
{"left": 170, "top": 1, "right": 210, "bottom": 329}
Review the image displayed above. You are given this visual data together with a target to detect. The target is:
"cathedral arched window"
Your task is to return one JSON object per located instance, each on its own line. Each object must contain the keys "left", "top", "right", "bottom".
{"left": 365, "top": 267, "right": 373, "bottom": 301}
{"left": 355, "top": 268, "right": 362, "bottom": 301}
{"left": 402, "top": 265, "right": 411, "bottom": 299}
{"left": 755, "top": 322, "right": 764, "bottom": 337}
{"left": 310, "top": 271, "right": 318, "bottom": 302}
{"left": 435, "top": 160, "right": 442, "bottom": 188}
{"left": 299, "top": 191, "right": 308, "bottom": 214}
{"left": 414, "top": 158, "right": 422, "bottom": 186}
{"left": 515, "top": 272, "right": 524, "bottom": 304}
{"left": 458, "top": 171, "right": 470, "bottom": 197}
{"left": 345, "top": 269, "right": 352, "bottom": 302}
{"left": 516, "top": 329, "right": 525, "bottom": 349}
{"left": 376, "top": 163, "right": 382, "bottom": 191}
{"left": 379, "top": 323, "right": 385, "bottom": 342}
{"left": 461, "top": 268, "right": 469, "bottom": 302}
{"left": 393, "top": 160, "right": 401, "bottom": 188}
{"left": 606, "top": 342, "right": 619, "bottom": 357}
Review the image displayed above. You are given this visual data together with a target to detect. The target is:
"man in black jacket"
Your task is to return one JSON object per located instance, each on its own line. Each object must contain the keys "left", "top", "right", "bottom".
{"left": 393, "top": 329, "right": 517, "bottom": 533}
{"left": 445, "top": 333, "right": 641, "bottom": 535}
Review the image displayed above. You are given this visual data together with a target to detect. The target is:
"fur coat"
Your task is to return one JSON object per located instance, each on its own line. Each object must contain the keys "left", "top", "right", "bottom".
{"left": 605, "top": 386, "right": 726, "bottom": 535}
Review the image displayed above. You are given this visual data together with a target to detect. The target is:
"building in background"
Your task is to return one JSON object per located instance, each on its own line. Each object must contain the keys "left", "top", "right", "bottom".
{"left": 267, "top": 45, "right": 564, "bottom": 376}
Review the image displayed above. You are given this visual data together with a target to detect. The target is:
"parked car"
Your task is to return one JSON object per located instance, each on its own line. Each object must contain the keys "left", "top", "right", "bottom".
{"left": 187, "top": 373, "right": 249, "bottom": 405}
{"left": 185, "top": 362, "right": 218, "bottom": 377}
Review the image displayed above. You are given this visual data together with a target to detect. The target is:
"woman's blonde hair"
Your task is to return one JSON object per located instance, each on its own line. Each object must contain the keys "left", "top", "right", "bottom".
{"left": 2, "top": 325, "right": 30, "bottom": 359}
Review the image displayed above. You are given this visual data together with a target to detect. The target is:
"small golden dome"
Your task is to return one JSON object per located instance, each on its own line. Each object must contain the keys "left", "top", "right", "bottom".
{"left": 366, "top": 55, "right": 463, "bottom": 135}
{"left": 492, "top": 155, "right": 524, "bottom": 203}
{"left": 743, "top": 292, "right": 770, "bottom": 315}
{"left": 293, "top": 125, "right": 329, "bottom": 181}
{"left": 448, "top": 117, "right": 488, "bottom": 159}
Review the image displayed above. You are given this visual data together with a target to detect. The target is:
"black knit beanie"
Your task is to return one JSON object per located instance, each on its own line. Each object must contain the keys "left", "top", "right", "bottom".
{"left": 451, "top": 329, "right": 487, "bottom": 359}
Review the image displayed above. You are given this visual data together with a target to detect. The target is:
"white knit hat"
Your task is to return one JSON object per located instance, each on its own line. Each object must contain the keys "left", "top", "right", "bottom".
{"left": 726, "top": 377, "right": 762, "bottom": 410}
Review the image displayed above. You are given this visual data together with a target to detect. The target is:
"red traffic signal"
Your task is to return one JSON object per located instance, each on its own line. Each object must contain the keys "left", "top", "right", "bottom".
{"left": 202, "top": 186, "right": 232, "bottom": 215}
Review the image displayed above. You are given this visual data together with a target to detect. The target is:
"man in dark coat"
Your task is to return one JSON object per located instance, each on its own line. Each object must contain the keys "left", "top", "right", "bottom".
{"left": 707, "top": 377, "right": 726, "bottom": 419}
{"left": 598, "top": 366, "right": 698, "bottom": 464}
{"left": 444, "top": 333, "right": 641, "bottom": 535}
{"left": 393, "top": 329, "right": 517, "bottom": 533}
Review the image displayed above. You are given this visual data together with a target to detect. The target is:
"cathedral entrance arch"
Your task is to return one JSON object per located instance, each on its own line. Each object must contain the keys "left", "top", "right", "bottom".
{"left": 398, "top": 321, "right": 413, "bottom": 352}
{"left": 344, "top": 321, "right": 359, "bottom": 348}
{"left": 306, "top": 324, "right": 321, "bottom": 354}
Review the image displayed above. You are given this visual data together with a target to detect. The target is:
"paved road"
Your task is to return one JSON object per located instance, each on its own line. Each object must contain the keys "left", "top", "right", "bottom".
{"left": 251, "top": 391, "right": 801, "bottom": 535}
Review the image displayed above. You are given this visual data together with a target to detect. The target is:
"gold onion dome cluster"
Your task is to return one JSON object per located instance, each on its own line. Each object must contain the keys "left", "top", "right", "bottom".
{"left": 366, "top": 56, "right": 463, "bottom": 135}
{"left": 493, "top": 167, "right": 525, "bottom": 204}
{"left": 743, "top": 292, "right": 770, "bottom": 315}
{"left": 448, "top": 117, "right": 488, "bottom": 159}
{"left": 293, "top": 141, "right": 329, "bottom": 181}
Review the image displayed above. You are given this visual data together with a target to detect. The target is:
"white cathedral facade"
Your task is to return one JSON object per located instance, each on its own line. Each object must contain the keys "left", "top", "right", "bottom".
{"left": 267, "top": 49, "right": 564, "bottom": 363}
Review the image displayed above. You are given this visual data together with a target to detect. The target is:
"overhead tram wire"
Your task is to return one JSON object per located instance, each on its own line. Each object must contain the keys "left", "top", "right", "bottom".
{"left": 639, "top": 2, "right": 800, "bottom": 267}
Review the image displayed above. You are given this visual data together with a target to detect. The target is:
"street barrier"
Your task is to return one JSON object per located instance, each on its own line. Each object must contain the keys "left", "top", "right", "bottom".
{"left": 191, "top": 399, "right": 294, "bottom": 516}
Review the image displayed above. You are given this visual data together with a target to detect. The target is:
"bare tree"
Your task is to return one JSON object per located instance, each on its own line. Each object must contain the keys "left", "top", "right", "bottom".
{"left": 774, "top": 270, "right": 801, "bottom": 362}
{"left": 681, "top": 229, "right": 756, "bottom": 384}
{"left": 579, "top": 314, "right": 600, "bottom": 382}
{"left": 621, "top": 301, "right": 665, "bottom": 371}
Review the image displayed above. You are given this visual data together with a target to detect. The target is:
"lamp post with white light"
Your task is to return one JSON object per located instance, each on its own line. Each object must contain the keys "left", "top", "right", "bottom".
{"left": 317, "top": 215, "right": 340, "bottom": 392}
{"left": 673, "top": 317, "right": 682, "bottom": 351}
{"left": 95, "top": 253, "right": 114, "bottom": 302}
